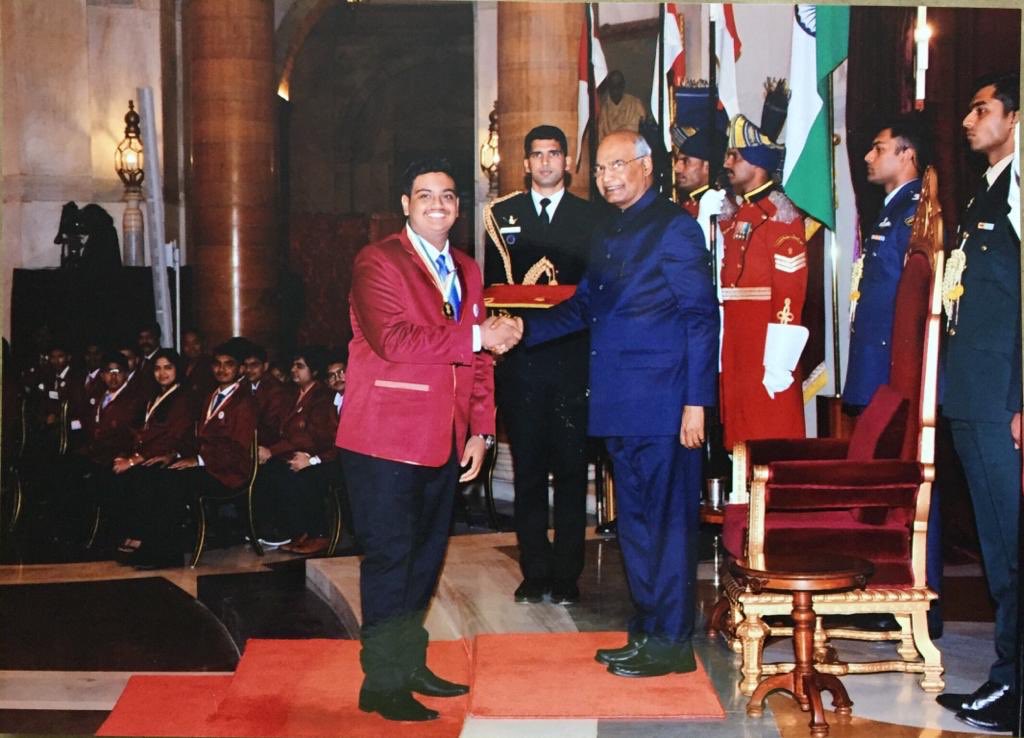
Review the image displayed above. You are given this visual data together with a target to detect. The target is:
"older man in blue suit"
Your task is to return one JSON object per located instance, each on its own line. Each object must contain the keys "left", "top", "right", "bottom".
{"left": 519, "top": 130, "right": 719, "bottom": 677}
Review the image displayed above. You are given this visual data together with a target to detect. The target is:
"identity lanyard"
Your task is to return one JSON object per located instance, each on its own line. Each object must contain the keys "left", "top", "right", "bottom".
{"left": 145, "top": 384, "right": 180, "bottom": 425}
{"left": 408, "top": 227, "right": 460, "bottom": 319}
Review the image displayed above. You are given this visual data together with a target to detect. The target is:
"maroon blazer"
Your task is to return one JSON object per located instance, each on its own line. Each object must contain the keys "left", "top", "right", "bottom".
{"left": 241, "top": 376, "right": 288, "bottom": 447}
{"left": 268, "top": 381, "right": 339, "bottom": 461}
{"left": 80, "top": 388, "right": 145, "bottom": 466}
{"left": 335, "top": 229, "right": 495, "bottom": 466}
{"left": 185, "top": 356, "right": 217, "bottom": 399}
{"left": 133, "top": 385, "right": 195, "bottom": 459}
{"left": 197, "top": 385, "right": 258, "bottom": 489}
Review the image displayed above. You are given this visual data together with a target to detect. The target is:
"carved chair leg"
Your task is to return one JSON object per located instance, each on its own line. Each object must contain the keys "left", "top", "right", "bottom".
{"left": 8, "top": 475, "right": 23, "bottom": 534}
{"left": 910, "top": 609, "right": 945, "bottom": 692}
{"left": 326, "top": 483, "right": 343, "bottom": 557}
{"left": 737, "top": 612, "right": 770, "bottom": 696}
{"left": 85, "top": 504, "right": 102, "bottom": 549}
{"left": 707, "top": 595, "right": 731, "bottom": 636}
{"left": 895, "top": 614, "right": 917, "bottom": 661}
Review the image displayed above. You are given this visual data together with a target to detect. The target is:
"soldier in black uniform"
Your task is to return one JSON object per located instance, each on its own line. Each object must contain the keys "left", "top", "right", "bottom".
{"left": 935, "top": 71, "right": 1020, "bottom": 734}
{"left": 484, "top": 124, "right": 595, "bottom": 605}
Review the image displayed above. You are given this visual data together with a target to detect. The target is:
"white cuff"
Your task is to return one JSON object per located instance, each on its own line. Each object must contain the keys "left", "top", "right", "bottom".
{"left": 309, "top": 455, "right": 322, "bottom": 465}
{"left": 70, "top": 420, "right": 82, "bottom": 431}
{"left": 763, "top": 323, "right": 809, "bottom": 371}
{"left": 472, "top": 324, "right": 482, "bottom": 352}
{"left": 197, "top": 454, "right": 205, "bottom": 467}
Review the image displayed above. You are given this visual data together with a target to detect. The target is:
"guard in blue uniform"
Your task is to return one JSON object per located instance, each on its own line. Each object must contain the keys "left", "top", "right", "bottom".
{"left": 935, "top": 71, "right": 1020, "bottom": 734}
{"left": 523, "top": 131, "right": 719, "bottom": 678}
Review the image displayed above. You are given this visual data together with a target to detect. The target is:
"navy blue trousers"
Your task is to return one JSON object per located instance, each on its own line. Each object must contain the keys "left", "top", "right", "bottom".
{"left": 951, "top": 420, "right": 1020, "bottom": 689}
{"left": 340, "top": 448, "right": 458, "bottom": 692}
{"left": 604, "top": 435, "right": 701, "bottom": 644}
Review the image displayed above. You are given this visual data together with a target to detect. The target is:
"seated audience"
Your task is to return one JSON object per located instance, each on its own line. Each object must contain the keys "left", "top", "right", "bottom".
{"left": 130, "top": 342, "right": 257, "bottom": 569}
{"left": 256, "top": 346, "right": 339, "bottom": 555}
{"left": 108, "top": 349, "right": 196, "bottom": 557}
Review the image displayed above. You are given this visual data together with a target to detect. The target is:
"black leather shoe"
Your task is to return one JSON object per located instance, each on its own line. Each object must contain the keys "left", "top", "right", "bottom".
{"left": 406, "top": 666, "right": 468, "bottom": 697}
{"left": 550, "top": 580, "right": 580, "bottom": 605}
{"left": 607, "top": 642, "right": 697, "bottom": 678}
{"left": 514, "top": 578, "right": 549, "bottom": 603}
{"left": 936, "top": 680, "right": 1009, "bottom": 713}
{"left": 595, "top": 634, "right": 648, "bottom": 665}
{"left": 358, "top": 687, "right": 439, "bottom": 721}
{"left": 956, "top": 690, "right": 1016, "bottom": 733}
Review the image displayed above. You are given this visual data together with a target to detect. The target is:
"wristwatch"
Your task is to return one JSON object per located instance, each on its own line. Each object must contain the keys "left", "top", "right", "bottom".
{"left": 477, "top": 434, "right": 496, "bottom": 450}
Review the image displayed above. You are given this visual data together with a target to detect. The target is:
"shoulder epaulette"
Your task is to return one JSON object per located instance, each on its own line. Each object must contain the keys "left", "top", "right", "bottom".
{"left": 768, "top": 190, "right": 801, "bottom": 224}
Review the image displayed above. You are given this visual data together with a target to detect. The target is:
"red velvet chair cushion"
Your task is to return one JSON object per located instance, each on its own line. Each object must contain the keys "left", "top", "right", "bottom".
{"left": 846, "top": 385, "right": 909, "bottom": 461}
{"left": 887, "top": 249, "right": 932, "bottom": 460}
{"left": 762, "top": 511, "right": 914, "bottom": 586}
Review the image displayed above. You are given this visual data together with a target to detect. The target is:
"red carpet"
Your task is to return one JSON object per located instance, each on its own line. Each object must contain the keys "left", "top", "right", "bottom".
{"left": 469, "top": 632, "right": 726, "bottom": 719}
{"left": 98, "top": 633, "right": 725, "bottom": 736}
{"left": 96, "top": 675, "right": 232, "bottom": 736}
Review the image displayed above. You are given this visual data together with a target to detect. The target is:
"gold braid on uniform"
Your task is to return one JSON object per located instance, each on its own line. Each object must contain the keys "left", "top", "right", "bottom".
{"left": 523, "top": 257, "right": 558, "bottom": 286}
{"left": 483, "top": 191, "right": 522, "bottom": 285}
{"left": 849, "top": 254, "right": 864, "bottom": 324}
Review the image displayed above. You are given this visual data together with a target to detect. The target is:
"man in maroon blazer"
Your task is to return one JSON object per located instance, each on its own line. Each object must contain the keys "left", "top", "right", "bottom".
{"left": 131, "top": 342, "right": 257, "bottom": 569}
{"left": 240, "top": 341, "right": 288, "bottom": 447}
{"left": 336, "top": 157, "right": 519, "bottom": 722}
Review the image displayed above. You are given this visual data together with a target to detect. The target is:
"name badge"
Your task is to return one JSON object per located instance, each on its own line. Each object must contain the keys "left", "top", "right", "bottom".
{"left": 870, "top": 234, "right": 885, "bottom": 242}
{"left": 978, "top": 222, "right": 995, "bottom": 231}
{"left": 48, "top": 390, "right": 59, "bottom": 399}
{"left": 499, "top": 226, "right": 521, "bottom": 234}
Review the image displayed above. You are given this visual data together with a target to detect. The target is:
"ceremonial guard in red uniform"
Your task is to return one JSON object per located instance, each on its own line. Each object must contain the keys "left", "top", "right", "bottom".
{"left": 718, "top": 114, "right": 808, "bottom": 449}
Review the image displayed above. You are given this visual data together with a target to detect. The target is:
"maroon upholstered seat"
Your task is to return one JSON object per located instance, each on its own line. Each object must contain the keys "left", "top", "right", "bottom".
{"left": 714, "top": 248, "right": 945, "bottom": 695}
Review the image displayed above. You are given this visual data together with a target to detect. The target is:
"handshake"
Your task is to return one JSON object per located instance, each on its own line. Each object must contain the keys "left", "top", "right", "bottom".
{"left": 482, "top": 315, "right": 524, "bottom": 355}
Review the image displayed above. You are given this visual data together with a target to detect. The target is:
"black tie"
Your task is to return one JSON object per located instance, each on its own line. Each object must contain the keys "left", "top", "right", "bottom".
{"left": 212, "top": 392, "right": 227, "bottom": 412}
{"left": 539, "top": 197, "right": 551, "bottom": 225}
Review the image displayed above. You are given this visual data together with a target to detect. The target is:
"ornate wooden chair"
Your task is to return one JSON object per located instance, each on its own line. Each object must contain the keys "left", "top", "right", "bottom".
{"left": 190, "top": 430, "right": 263, "bottom": 567}
{"left": 715, "top": 247, "right": 944, "bottom": 696}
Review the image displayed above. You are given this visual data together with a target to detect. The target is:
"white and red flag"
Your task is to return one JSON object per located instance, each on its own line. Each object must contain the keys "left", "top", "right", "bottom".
{"left": 709, "top": 4, "right": 741, "bottom": 119}
{"left": 576, "top": 4, "right": 608, "bottom": 165}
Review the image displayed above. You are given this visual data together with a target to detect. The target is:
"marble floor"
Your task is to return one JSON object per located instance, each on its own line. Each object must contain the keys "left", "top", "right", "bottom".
{"left": 0, "top": 503, "right": 1011, "bottom": 737}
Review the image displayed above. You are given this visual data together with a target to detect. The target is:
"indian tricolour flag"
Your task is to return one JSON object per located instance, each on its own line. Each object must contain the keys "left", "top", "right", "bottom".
{"left": 782, "top": 5, "right": 849, "bottom": 230}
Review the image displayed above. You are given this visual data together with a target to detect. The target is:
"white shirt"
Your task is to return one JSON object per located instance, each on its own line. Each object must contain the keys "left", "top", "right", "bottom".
{"left": 985, "top": 153, "right": 1014, "bottom": 189}
{"left": 530, "top": 188, "right": 565, "bottom": 220}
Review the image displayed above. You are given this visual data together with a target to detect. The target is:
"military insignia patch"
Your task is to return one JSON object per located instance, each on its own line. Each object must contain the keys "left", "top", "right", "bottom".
{"left": 878, "top": 217, "right": 892, "bottom": 228}
{"left": 904, "top": 216, "right": 914, "bottom": 226}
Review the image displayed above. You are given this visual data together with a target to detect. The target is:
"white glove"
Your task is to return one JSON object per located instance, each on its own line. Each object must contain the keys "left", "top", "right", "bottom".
{"left": 696, "top": 188, "right": 728, "bottom": 251}
{"left": 762, "top": 365, "right": 794, "bottom": 399}
{"left": 762, "top": 323, "right": 810, "bottom": 399}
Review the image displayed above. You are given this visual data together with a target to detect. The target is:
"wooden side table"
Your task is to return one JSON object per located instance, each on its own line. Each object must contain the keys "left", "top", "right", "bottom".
{"left": 731, "top": 553, "right": 873, "bottom": 738}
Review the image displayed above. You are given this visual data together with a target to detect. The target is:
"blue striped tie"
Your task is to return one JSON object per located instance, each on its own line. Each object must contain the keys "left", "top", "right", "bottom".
{"left": 435, "top": 254, "right": 460, "bottom": 320}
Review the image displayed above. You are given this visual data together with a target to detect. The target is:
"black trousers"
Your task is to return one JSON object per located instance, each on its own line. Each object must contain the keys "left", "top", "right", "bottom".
{"left": 340, "top": 447, "right": 458, "bottom": 692}
{"left": 138, "top": 467, "right": 230, "bottom": 557}
{"left": 255, "top": 459, "right": 338, "bottom": 539}
{"left": 497, "top": 346, "right": 589, "bottom": 582}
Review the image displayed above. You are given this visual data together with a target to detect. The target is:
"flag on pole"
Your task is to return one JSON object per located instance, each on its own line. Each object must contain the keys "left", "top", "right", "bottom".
{"left": 651, "top": 3, "right": 686, "bottom": 150}
{"left": 577, "top": 4, "right": 608, "bottom": 165}
{"left": 709, "top": 4, "right": 741, "bottom": 119}
{"left": 782, "top": 5, "right": 850, "bottom": 230}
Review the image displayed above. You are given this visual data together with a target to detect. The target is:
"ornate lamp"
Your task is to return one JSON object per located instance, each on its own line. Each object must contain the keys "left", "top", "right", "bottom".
{"left": 480, "top": 103, "right": 500, "bottom": 196}
{"left": 115, "top": 100, "right": 145, "bottom": 266}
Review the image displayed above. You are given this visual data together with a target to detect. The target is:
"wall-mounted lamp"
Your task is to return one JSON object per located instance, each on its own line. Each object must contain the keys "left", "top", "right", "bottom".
{"left": 480, "top": 103, "right": 500, "bottom": 196}
{"left": 115, "top": 100, "right": 145, "bottom": 266}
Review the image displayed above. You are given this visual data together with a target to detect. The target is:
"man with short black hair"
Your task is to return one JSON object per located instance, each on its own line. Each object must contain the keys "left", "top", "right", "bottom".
{"left": 240, "top": 341, "right": 288, "bottom": 448}
{"left": 484, "top": 124, "right": 593, "bottom": 605}
{"left": 337, "top": 157, "right": 516, "bottom": 721}
{"left": 935, "top": 71, "right": 1020, "bottom": 734}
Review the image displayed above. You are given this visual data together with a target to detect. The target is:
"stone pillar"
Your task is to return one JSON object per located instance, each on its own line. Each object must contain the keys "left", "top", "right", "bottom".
{"left": 185, "top": 0, "right": 277, "bottom": 348}
{"left": 497, "top": 3, "right": 587, "bottom": 198}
